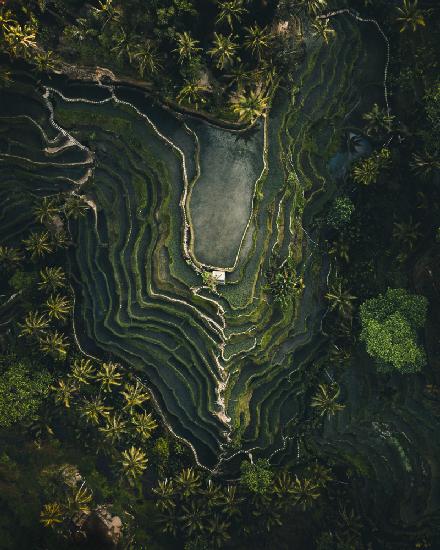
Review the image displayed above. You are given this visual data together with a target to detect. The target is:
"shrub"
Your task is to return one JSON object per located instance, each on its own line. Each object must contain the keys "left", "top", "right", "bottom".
{"left": 360, "top": 288, "right": 428, "bottom": 373}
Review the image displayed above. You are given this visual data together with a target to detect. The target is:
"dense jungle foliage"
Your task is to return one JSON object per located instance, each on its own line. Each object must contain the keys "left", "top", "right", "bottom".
{"left": 0, "top": 0, "right": 439, "bottom": 549}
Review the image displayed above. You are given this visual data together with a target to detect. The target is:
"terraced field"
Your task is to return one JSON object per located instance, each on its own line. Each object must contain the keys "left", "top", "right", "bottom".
{"left": 3, "top": 17, "right": 427, "bottom": 485}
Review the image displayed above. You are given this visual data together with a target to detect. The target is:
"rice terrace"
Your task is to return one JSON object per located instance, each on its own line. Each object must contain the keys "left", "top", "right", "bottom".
{"left": 0, "top": 1, "right": 439, "bottom": 548}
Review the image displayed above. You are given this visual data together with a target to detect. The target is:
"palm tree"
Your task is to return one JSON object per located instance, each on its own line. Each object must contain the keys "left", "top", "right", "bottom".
{"left": 311, "top": 383, "right": 345, "bottom": 418}
{"left": 220, "top": 485, "right": 243, "bottom": 518}
{"left": 131, "top": 411, "right": 158, "bottom": 441}
{"left": 180, "top": 501, "right": 207, "bottom": 536}
{"left": 311, "top": 19, "right": 336, "bottom": 44}
{"left": 201, "top": 479, "right": 223, "bottom": 509}
{"left": 307, "top": 462, "right": 333, "bottom": 488}
{"left": 23, "top": 231, "right": 53, "bottom": 258}
{"left": 131, "top": 40, "right": 162, "bottom": 77}
{"left": 174, "top": 468, "right": 201, "bottom": 498}
{"left": 174, "top": 31, "right": 201, "bottom": 63}
{"left": 66, "top": 483, "right": 93, "bottom": 514}
{"left": 39, "top": 330, "right": 69, "bottom": 360}
{"left": 208, "top": 515, "right": 231, "bottom": 548}
{"left": 95, "top": 362, "right": 122, "bottom": 392}
{"left": 0, "top": 245, "right": 23, "bottom": 269}
{"left": 273, "top": 471, "right": 295, "bottom": 510}
{"left": 45, "top": 293, "right": 71, "bottom": 321}
{"left": 92, "top": 0, "right": 121, "bottom": 29}
{"left": 69, "top": 358, "right": 95, "bottom": 385}
{"left": 303, "top": 0, "right": 328, "bottom": 14}
{"left": 216, "top": 0, "right": 247, "bottom": 29}
{"left": 34, "top": 50, "right": 56, "bottom": 72}
{"left": 244, "top": 25, "right": 272, "bottom": 59}
{"left": 111, "top": 27, "right": 132, "bottom": 61}
{"left": 19, "top": 311, "right": 49, "bottom": 337}
{"left": 392, "top": 217, "right": 421, "bottom": 249}
{"left": 362, "top": 103, "right": 395, "bottom": 137}
{"left": 325, "top": 282, "right": 356, "bottom": 320}
{"left": 396, "top": 0, "right": 426, "bottom": 32}
{"left": 411, "top": 150, "right": 440, "bottom": 177}
{"left": 51, "top": 229, "right": 70, "bottom": 250}
{"left": 80, "top": 396, "right": 112, "bottom": 425}
{"left": 153, "top": 479, "right": 176, "bottom": 511}
{"left": 157, "top": 508, "right": 179, "bottom": 537}
{"left": 99, "top": 413, "right": 127, "bottom": 444}
{"left": 64, "top": 194, "right": 90, "bottom": 219}
{"left": 4, "top": 21, "right": 37, "bottom": 58}
{"left": 232, "top": 88, "right": 269, "bottom": 123}
{"left": 40, "top": 502, "right": 64, "bottom": 528}
{"left": 38, "top": 266, "right": 66, "bottom": 293}
{"left": 120, "top": 446, "right": 148, "bottom": 481}
{"left": 121, "top": 380, "right": 150, "bottom": 411}
{"left": 177, "top": 81, "right": 207, "bottom": 109}
{"left": 290, "top": 476, "right": 320, "bottom": 511}
{"left": 33, "top": 197, "right": 59, "bottom": 225}
{"left": 52, "top": 379, "right": 77, "bottom": 408}
{"left": 225, "top": 63, "right": 252, "bottom": 91}
{"left": 208, "top": 33, "right": 238, "bottom": 70}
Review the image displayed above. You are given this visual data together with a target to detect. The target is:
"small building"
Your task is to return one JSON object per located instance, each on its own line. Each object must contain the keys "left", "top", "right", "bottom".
{"left": 212, "top": 270, "right": 226, "bottom": 284}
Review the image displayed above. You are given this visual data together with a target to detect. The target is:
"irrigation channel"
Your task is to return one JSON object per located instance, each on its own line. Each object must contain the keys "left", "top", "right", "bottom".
{"left": 0, "top": 12, "right": 414, "bottom": 486}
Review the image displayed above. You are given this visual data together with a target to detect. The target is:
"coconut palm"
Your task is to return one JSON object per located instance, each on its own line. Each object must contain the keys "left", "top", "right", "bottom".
{"left": 175, "top": 468, "right": 201, "bottom": 498}
{"left": 153, "top": 479, "right": 176, "bottom": 511}
{"left": 396, "top": 0, "right": 426, "bottom": 32}
{"left": 157, "top": 508, "right": 179, "bottom": 536}
{"left": 131, "top": 40, "right": 162, "bottom": 77}
{"left": 40, "top": 502, "right": 64, "bottom": 528}
{"left": 352, "top": 148, "right": 391, "bottom": 186}
{"left": 69, "top": 358, "right": 95, "bottom": 385}
{"left": 220, "top": 485, "right": 243, "bottom": 518}
{"left": 307, "top": 462, "right": 333, "bottom": 488}
{"left": 203, "top": 480, "right": 223, "bottom": 509}
{"left": 80, "top": 396, "right": 112, "bottom": 425}
{"left": 23, "top": 231, "right": 53, "bottom": 258}
{"left": 64, "top": 194, "right": 90, "bottom": 219}
{"left": 92, "top": 0, "right": 121, "bottom": 29}
{"left": 45, "top": 293, "right": 71, "bottom": 321}
{"left": 34, "top": 50, "right": 56, "bottom": 72}
{"left": 244, "top": 25, "right": 272, "bottom": 59}
{"left": 311, "top": 19, "right": 336, "bottom": 44}
{"left": 131, "top": 411, "right": 158, "bottom": 441}
{"left": 232, "top": 88, "right": 269, "bottom": 123}
{"left": 225, "top": 63, "right": 252, "bottom": 91}
{"left": 180, "top": 501, "right": 207, "bottom": 536}
{"left": 0, "top": 245, "right": 23, "bottom": 269}
{"left": 208, "top": 33, "right": 238, "bottom": 70}
{"left": 121, "top": 380, "right": 150, "bottom": 411}
{"left": 66, "top": 484, "right": 93, "bottom": 514}
{"left": 311, "top": 383, "right": 345, "bottom": 418}
{"left": 302, "top": 0, "right": 328, "bottom": 14}
{"left": 273, "top": 471, "right": 295, "bottom": 508}
{"left": 174, "top": 31, "right": 201, "bottom": 63}
{"left": 99, "top": 413, "right": 127, "bottom": 444}
{"left": 95, "top": 362, "right": 122, "bottom": 392}
{"left": 4, "top": 21, "right": 37, "bottom": 58}
{"left": 392, "top": 217, "right": 421, "bottom": 249}
{"left": 52, "top": 379, "right": 77, "bottom": 408}
{"left": 216, "top": 0, "right": 246, "bottom": 29}
{"left": 38, "top": 266, "right": 66, "bottom": 293}
{"left": 290, "top": 476, "right": 320, "bottom": 511}
{"left": 325, "top": 282, "right": 356, "bottom": 320}
{"left": 39, "top": 330, "right": 69, "bottom": 360}
{"left": 120, "top": 446, "right": 148, "bottom": 481}
{"left": 410, "top": 150, "right": 440, "bottom": 177}
{"left": 19, "top": 310, "right": 49, "bottom": 337}
{"left": 51, "top": 229, "right": 70, "bottom": 250}
{"left": 111, "top": 27, "right": 132, "bottom": 61}
{"left": 362, "top": 103, "right": 395, "bottom": 137}
{"left": 207, "top": 514, "right": 231, "bottom": 548}
{"left": 177, "top": 81, "right": 207, "bottom": 109}
{"left": 33, "top": 197, "right": 59, "bottom": 225}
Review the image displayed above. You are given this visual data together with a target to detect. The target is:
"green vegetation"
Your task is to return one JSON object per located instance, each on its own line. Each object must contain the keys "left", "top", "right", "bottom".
{"left": 0, "top": 0, "right": 440, "bottom": 548}
{"left": 360, "top": 288, "right": 428, "bottom": 373}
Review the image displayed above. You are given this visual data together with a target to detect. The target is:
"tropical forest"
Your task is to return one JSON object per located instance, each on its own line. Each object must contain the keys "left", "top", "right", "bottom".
{"left": 0, "top": 0, "right": 439, "bottom": 548}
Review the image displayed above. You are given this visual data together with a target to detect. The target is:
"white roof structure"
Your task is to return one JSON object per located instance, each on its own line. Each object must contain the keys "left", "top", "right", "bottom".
{"left": 212, "top": 270, "right": 226, "bottom": 284}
